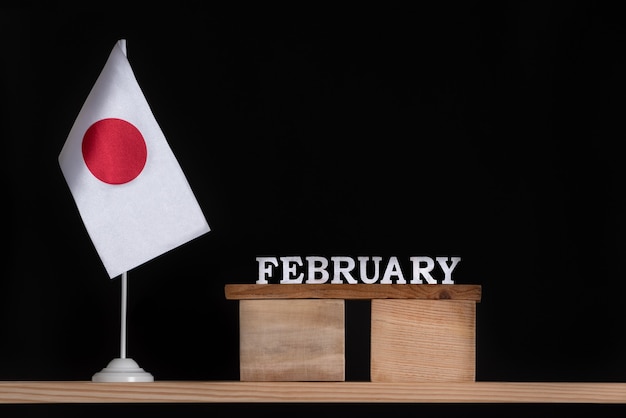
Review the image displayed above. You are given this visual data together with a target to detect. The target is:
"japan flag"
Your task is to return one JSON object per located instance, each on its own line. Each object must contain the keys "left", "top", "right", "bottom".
{"left": 59, "top": 40, "right": 210, "bottom": 278}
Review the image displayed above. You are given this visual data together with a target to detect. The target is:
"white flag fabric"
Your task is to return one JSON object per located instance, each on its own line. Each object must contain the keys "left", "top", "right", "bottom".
{"left": 59, "top": 40, "right": 210, "bottom": 278}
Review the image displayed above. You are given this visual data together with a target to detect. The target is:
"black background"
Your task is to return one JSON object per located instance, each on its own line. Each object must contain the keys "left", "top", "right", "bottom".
{"left": 2, "top": 4, "right": 626, "bottom": 416}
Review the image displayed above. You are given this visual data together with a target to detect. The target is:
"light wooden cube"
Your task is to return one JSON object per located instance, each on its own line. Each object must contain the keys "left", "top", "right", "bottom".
{"left": 371, "top": 299, "right": 476, "bottom": 382}
{"left": 239, "top": 299, "right": 345, "bottom": 381}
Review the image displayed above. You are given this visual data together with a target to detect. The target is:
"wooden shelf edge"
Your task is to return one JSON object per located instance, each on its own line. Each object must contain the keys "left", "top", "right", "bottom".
{"left": 225, "top": 284, "right": 482, "bottom": 301}
{"left": 1, "top": 381, "right": 625, "bottom": 404}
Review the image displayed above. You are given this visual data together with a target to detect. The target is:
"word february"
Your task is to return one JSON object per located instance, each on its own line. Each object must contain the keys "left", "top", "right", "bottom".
{"left": 256, "top": 256, "right": 461, "bottom": 284}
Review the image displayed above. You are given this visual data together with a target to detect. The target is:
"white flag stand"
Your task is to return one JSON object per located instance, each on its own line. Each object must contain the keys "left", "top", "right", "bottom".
{"left": 92, "top": 271, "right": 154, "bottom": 382}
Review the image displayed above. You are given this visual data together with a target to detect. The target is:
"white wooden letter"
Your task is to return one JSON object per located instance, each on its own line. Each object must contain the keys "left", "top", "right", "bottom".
{"left": 358, "top": 256, "right": 382, "bottom": 284}
{"left": 279, "top": 256, "right": 304, "bottom": 284}
{"left": 409, "top": 256, "right": 436, "bottom": 284}
{"left": 256, "top": 256, "right": 278, "bottom": 284}
{"left": 380, "top": 256, "right": 407, "bottom": 284}
{"left": 331, "top": 256, "right": 358, "bottom": 284}
{"left": 437, "top": 256, "right": 460, "bottom": 284}
{"left": 306, "top": 256, "right": 330, "bottom": 284}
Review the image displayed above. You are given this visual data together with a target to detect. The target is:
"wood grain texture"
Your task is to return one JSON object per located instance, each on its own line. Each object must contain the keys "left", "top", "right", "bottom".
{"left": 1, "top": 381, "right": 625, "bottom": 404}
{"left": 239, "top": 299, "right": 345, "bottom": 381}
{"left": 371, "top": 300, "right": 476, "bottom": 382}
{"left": 225, "top": 284, "right": 481, "bottom": 301}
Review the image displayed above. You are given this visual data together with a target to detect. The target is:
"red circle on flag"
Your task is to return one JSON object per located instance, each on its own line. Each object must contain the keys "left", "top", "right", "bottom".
{"left": 82, "top": 118, "right": 148, "bottom": 184}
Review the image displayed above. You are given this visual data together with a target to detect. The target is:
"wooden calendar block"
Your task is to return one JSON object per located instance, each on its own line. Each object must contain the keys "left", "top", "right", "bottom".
{"left": 371, "top": 299, "right": 476, "bottom": 382}
{"left": 239, "top": 299, "right": 345, "bottom": 381}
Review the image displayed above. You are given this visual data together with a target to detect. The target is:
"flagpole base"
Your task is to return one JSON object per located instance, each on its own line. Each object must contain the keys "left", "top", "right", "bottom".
{"left": 92, "top": 358, "right": 154, "bottom": 382}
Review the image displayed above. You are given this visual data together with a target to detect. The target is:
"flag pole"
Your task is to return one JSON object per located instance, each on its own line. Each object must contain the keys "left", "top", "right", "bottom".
{"left": 91, "top": 38, "right": 154, "bottom": 383}
{"left": 118, "top": 38, "right": 129, "bottom": 362}
{"left": 120, "top": 271, "right": 127, "bottom": 359}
